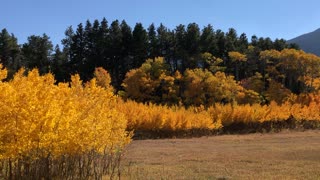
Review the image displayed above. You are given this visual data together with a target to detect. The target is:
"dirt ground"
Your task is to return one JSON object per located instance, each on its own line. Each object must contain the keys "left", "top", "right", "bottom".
{"left": 120, "top": 130, "right": 320, "bottom": 179}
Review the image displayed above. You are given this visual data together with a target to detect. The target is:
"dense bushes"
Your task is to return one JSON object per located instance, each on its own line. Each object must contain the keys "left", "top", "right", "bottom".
{"left": 0, "top": 65, "right": 131, "bottom": 179}
{"left": 117, "top": 97, "right": 320, "bottom": 138}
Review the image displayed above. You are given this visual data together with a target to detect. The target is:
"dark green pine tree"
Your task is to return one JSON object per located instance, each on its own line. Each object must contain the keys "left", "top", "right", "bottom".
{"left": 200, "top": 24, "right": 217, "bottom": 55}
{"left": 132, "top": 23, "right": 148, "bottom": 69}
{"left": 251, "top": 35, "right": 258, "bottom": 47}
{"left": 51, "top": 45, "right": 68, "bottom": 82}
{"left": 157, "top": 24, "right": 174, "bottom": 68}
{"left": 147, "top": 23, "right": 159, "bottom": 58}
{"left": 109, "top": 20, "right": 123, "bottom": 88}
{"left": 81, "top": 19, "right": 104, "bottom": 81}
{"left": 81, "top": 20, "right": 94, "bottom": 80}
{"left": 157, "top": 23, "right": 170, "bottom": 57}
{"left": 185, "top": 23, "right": 200, "bottom": 56}
{"left": 214, "top": 30, "right": 226, "bottom": 58}
{"left": 225, "top": 28, "right": 238, "bottom": 53}
{"left": 92, "top": 20, "right": 105, "bottom": 67}
{"left": 91, "top": 19, "right": 103, "bottom": 67}
{"left": 257, "top": 37, "right": 273, "bottom": 50}
{"left": 21, "top": 34, "right": 53, "bottom": 74}
{"left": 119, "top": 20, "right": 133, "bottom": 77}
{"left": 69, "top": 23, "right": 86, "bottom": 76}
{"left": 99, "top": 18, "right": 110, "bottom": 69}
{"left": 174, "top": 24, "right": 187, "bottom": 71}
{"left": 184, "top": 23, "right": 201, "bottom": 68}
{"left": 237, "top": 33, "right": 249, "bottom": 53}
{"left": 61, "top": 26, "right": 74, "bottom": 62}
{"left": 273, "top": 38, "right": 288, "bottom": 51}
{"left": 0, "top": 28, "right": 21, "bottom": 75}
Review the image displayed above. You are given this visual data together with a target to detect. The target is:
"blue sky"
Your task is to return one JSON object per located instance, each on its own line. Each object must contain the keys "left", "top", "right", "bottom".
{"left": 1, "top": 0, "right": 320, "bottom": 46}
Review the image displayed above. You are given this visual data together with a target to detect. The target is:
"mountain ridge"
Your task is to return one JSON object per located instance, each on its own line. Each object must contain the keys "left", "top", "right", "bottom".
{"left": 288, "top": 28, "right": 320, "bottom": 56}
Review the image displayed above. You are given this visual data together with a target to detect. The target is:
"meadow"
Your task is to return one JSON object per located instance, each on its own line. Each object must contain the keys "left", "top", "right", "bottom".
{"left": 121, "top": 130, "right": 320, "bottom": 179}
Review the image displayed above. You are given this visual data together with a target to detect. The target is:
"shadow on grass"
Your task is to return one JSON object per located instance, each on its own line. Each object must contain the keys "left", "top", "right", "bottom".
{"left": 132, "top": 118, "right": 320, "bottom": 139}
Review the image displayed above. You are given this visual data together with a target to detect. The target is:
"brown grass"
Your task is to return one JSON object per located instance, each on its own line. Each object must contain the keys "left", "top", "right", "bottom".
{"left": 120, "top": 130, "right": 320, "bottom": 179}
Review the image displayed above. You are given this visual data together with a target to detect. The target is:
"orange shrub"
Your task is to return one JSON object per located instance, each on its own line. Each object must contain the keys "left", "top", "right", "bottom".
{"left": 116, "top": 100, "right": 222, "bottom": 131}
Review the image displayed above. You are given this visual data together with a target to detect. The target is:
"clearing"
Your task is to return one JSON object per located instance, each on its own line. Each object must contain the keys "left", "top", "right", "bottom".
{"left": 121, "top": 130, "right": 320, "bottom": 179}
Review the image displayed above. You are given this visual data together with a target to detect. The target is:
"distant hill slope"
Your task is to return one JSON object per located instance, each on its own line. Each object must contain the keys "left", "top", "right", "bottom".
{"left": 288, "top": 28, "right": 320, "bottom": 56}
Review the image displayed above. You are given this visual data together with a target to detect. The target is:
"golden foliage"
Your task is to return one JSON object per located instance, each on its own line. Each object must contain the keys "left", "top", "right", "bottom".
{"left": 118, "top": 92, "right": 320, "bottom": 134}
{"left": 241, "top": 72, "right": 265, "bottom": 93}
{"left": 93, "top": 66, "right": 114, "bottom": 92}
{"left": 123, "top": 57, "right": 262, "bottom": 106}
{"left": 265, "top": 79, "right": 292, "bottom": 104}
{"left": 183, "top": 69, "right": 254, "bottom": 106}
{"left": 208, "top": 101, "right": 294, "bottom": 127}
{"left": 117, "top": 100, "right": 222, "bottom": 131}
{"left": 122, "top": 57, "right": 179, "bottom": 104}
{"left": 0, "top": 65, "right": 131, "bottom": 178}
{"left": 201, "top": 52, "right": 225, "bottom": 73}
{"left": 228, "top": 51, "right": 247, "bottom": 62}
{"left": 259, "top": 49, "right": 281, "bottom": 60}
{"left": 260, "top": 49, "right": 320, "bottom": 94}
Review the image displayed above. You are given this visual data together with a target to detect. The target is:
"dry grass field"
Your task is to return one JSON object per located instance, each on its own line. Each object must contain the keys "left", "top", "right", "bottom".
{"left": 120, "top": 130, "right": 320, "bottom": 179}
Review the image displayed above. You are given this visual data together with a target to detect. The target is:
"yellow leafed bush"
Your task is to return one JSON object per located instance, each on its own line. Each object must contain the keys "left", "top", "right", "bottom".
{"left": 208, "top": 99, "right": 320, "bottom": 129}
{"left": 117, "top": 100, "right": 222, "bottom": 132}
{"left": 117, "top": 95, "right": 320, "bottom": 137}
{"left": 0, "top": 66, "right": 131, "bottom": 179}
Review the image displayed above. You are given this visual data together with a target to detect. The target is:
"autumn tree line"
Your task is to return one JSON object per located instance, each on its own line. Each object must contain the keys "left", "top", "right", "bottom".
{"left": 2, "top": 18, "right": 313, "bottom": 107}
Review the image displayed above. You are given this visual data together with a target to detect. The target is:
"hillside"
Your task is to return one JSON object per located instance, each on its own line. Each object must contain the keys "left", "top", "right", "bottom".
{"left": 288, "top": 28, "right": 320, "bottom": 56}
